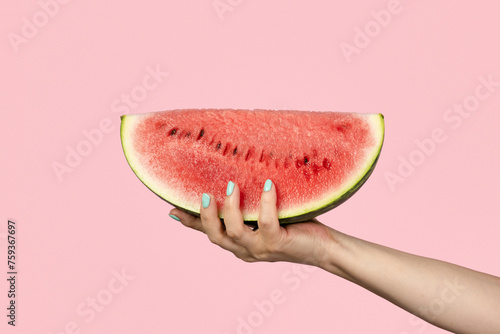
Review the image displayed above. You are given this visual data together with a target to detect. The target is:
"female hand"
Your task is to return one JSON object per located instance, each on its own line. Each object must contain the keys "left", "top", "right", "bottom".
{"left": 169, "top": 180, "right": 500, "bottom": 334}
{"left": 169, "top": 179, "right": 338, "bottom": 268}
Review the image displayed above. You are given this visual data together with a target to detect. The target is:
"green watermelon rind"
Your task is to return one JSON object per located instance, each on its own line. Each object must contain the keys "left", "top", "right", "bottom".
{"left": 120, "top": 112, "right": 384, "bottom": 224}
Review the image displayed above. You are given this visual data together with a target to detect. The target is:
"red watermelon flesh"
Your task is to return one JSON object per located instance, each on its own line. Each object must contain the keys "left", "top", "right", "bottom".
{"left": 121, "top": 109, "right": 384, "bottom": 223}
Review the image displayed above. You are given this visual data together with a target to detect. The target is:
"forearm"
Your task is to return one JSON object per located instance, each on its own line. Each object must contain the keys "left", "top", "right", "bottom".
{"left": 174, "top": 183, "right": 499, "bottom": 333}
{"left": 320, "top": 229, "right": 500, "bottom": 334}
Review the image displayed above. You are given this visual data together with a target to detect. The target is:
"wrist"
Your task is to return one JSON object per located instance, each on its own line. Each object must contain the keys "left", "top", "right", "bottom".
{"left": 317, "top": 228, "right": 357, "bottom": 281}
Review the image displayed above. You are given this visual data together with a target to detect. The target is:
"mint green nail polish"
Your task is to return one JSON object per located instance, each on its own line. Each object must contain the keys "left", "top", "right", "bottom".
{"left": 202, "top": 193, "right": 210, "bottom": 208}
{"left": 264, "top": 179, "right": 272, "bottom": 192}
{"left": 227, "top": 181, "right": 235, "bottom": 196}
{"left": 169, "top": 214, "right": 180, "bottom": 221}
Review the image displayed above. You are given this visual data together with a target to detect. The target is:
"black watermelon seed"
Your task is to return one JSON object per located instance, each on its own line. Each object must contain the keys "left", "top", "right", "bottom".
{"left": 233, "top": 147, "right": 238, "bottom": 155}
{"left": 245, "top": 147, "right": 255, "bottom": 161}
{"left": 304, "top": 156, "right": 309, "bottom": 165}
{"left": 197, "top": 129, "right": 205, "bottom": 140}
{"left": 169, "top": 128, "right": 177, "bottom": 136}
{"left": 216, "top": 142, "right": 222, "bottom": 150}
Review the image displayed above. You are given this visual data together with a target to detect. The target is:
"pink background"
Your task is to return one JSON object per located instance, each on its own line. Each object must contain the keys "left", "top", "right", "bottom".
{"left": 2, "top": 1, "right": 500, "bottom": 333}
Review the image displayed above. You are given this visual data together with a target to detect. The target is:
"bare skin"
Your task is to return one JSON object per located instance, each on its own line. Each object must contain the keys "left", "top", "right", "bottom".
{"left": 170, "top": 180, "right": 500, "bottom": 334}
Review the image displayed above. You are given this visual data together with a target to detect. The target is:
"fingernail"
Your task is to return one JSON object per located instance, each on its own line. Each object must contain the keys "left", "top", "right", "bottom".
{"left": 264, "top": 179, "right": 272, "bottom": 192}
{"left": 169, "top": 214, "right": 180, "bottom": 221}
{"left": 226, "top": 181, "right": 235, "bottom": 196}
{"left": 202, "top": 193, "right": 210, "bottom": 208}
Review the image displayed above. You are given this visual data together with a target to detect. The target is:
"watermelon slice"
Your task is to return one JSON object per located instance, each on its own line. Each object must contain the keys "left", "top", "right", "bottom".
{"left": 121, "top": 109, "right": 384, "bottom": 223}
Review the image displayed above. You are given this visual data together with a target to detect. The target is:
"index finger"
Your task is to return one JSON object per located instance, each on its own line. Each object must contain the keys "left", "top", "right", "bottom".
{"left": 169, "top": 208, "right": 204, "bottom": 232}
